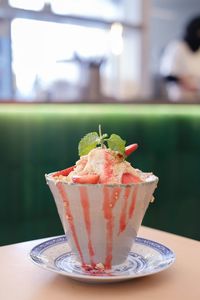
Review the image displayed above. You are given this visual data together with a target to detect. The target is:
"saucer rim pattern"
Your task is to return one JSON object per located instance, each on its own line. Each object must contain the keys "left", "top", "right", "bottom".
{"left": 29, "top": 235, "right": 175, "bottom": 282}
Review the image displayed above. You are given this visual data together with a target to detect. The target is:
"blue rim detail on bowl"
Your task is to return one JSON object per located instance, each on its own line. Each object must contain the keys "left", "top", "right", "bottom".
{"left": 30, "top": 235, "right": 175, "bottom": 265}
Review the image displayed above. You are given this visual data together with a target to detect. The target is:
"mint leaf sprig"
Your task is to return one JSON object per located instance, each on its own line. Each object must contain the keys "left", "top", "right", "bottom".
{"left": 107, "top": 134, "right": 126, "bottom": 154}
{"left": 98, "top": 124, "right": 108, "bottom": 148}
{"left": 78, "top": 125, "right": 126, "bottom": 157}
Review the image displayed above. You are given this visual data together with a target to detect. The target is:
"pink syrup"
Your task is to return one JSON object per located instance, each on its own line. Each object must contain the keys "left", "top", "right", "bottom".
{"left": 118, "top": 186, "right": 132, "bottom": 234}
{"left": 56, "top": 182, "right": 85, "bottom": 265}
{"left": 103, "top": 186, "right": 121, "bottom": 269}
{"left": 79, "top": 186, "right": 95, "bottom": 265}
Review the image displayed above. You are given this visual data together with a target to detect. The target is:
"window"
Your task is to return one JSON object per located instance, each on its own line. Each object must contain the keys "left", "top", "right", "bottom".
{"left": 9, "top": 0, "right": 44, "bottom": 11}
{"left": 1, "top": 0, "right": 148, "bottom": 101}
{"left": 11, "top": 19, "right": 109, "bottom": 100}
{"left": 51, "top": 0, "right": 121, "bottom": 21}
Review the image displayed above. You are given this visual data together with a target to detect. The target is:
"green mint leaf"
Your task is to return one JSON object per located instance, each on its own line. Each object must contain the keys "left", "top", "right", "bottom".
{"left": 78, "top": 132, "right": 100, "bottom": 156}
{"left": 107, "top": 134, "right": 126, "bottom": 155}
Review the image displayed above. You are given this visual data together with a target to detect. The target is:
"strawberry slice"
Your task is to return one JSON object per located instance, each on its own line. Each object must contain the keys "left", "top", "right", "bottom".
{"left": 125, "top": 144, "right": 138, "bottom": 156}
{"left": 53, "top": 166, "right": 75, "bottom": 177}
{"left": 122, "top": 173, "right": 142, "bottom": 184}
{"left": 72, "top": 174, "right": 99, "bottom": 184}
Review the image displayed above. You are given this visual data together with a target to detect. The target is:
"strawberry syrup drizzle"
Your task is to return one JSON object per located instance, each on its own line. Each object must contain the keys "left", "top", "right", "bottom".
{"left": 56, "top": 182, "right": 85, "bottom": 265}
{"left": 103, "top": 186, "right": 121, "bottom": 269}
{"left": 101, "top": 152, "right": 113, "bottom": 183}
{"left": 118, "top": 186, "right": 131, "bottom": 234}
{"left": 79, "top": 186, "right": 95, "bottom": 265}
{"left": 129, "top": 186, "right": 138, "bottom": 219}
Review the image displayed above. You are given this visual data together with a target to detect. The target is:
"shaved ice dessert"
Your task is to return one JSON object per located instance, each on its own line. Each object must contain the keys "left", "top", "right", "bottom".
{"left": 45, "top": 126, "right": 158, "bottom": 271}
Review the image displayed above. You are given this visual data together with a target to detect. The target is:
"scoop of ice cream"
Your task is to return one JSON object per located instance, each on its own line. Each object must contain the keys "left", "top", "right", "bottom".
{"left": 58, "top": 147, "right": 149, "bottom": 184}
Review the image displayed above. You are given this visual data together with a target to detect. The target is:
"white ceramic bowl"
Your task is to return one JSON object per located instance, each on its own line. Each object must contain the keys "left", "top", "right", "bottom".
{"left": 45, "top": 174, "right": 158, "bottom": 269}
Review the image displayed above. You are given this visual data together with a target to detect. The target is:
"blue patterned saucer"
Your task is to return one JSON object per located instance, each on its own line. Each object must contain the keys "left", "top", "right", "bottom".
{"left": 29, "top": 236, "right": 175, "bottom": 283}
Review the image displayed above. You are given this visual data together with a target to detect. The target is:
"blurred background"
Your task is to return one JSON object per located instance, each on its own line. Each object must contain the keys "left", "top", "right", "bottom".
{"left": 0, "top": 0, "right": 199, "bottom": 103}
{"left": 1, "top": 0, "right": 200, "bottom": 246}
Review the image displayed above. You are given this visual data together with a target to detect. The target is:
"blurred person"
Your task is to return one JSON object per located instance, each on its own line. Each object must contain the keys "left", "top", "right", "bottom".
{"left": 160, "top": 16, "right": 200, "bottom": 101}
